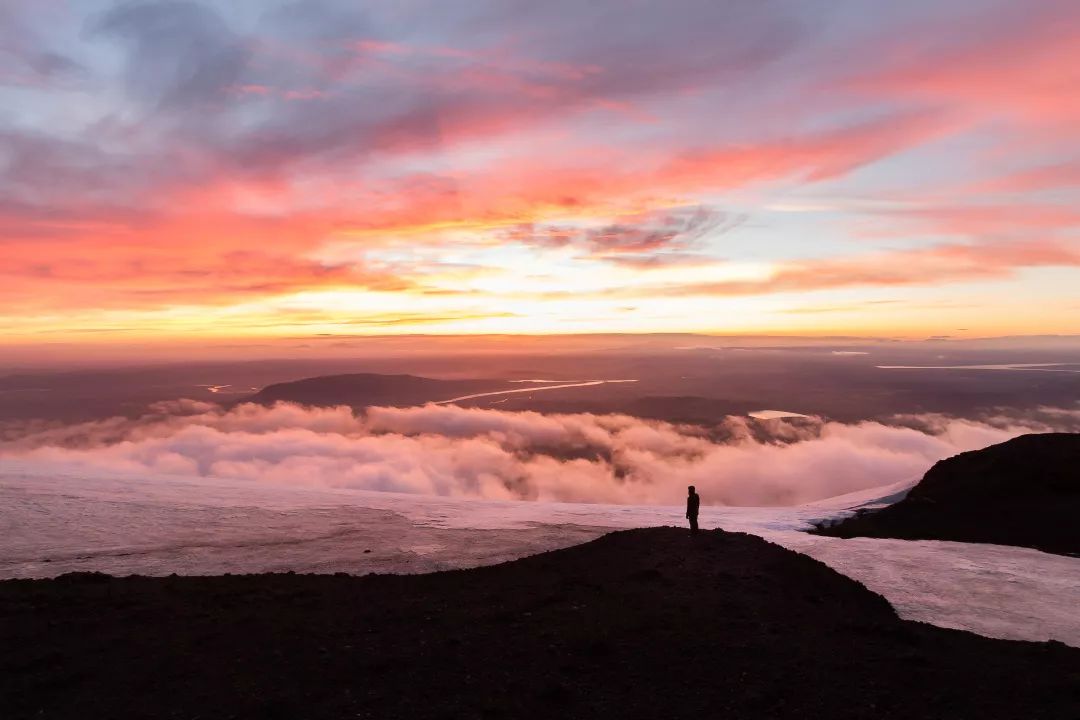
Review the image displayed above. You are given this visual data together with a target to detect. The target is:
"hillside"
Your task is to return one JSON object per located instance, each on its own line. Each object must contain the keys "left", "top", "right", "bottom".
{"left": 2, "top": 528, "right": 1077, "bottom": 719}
{"left": 249, "top": 373, "right": 507, "bottom": 408}
{"left": 816, "top": 433, "right": 1080, "bottom": 555}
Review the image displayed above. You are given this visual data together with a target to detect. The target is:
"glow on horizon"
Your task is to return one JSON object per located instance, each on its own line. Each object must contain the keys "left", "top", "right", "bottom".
{"left": 1, "top": 0, "right": 1079, "bottom": 355}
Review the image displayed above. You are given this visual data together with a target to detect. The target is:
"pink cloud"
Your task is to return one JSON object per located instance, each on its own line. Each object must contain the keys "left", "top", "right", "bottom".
{"left": 846, "top": 1, "right": 1079, "bottom": 132}
{"left": 3, "top": 402, "right": 1076, "bottom": 506}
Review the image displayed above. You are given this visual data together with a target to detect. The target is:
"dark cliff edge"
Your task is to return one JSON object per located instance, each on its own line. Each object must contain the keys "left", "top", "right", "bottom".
{"left": 815, "top": 433, "right": 1080, "bottom": 556}
{"left": 2, "top": 528, "right": 1077, "bottom": 719}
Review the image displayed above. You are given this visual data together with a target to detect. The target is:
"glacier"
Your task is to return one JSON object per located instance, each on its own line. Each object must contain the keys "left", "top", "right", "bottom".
{"left": 2, "top": 459, "right": 1077, "bottom": 648}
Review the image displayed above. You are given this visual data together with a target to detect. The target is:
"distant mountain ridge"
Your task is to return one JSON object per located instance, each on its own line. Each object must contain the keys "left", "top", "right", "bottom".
{"left": 816, "top": 433, "right": 1080, "bottom": 555}
{"left": 250, "top": 373, "right": 509, "bottom": 409}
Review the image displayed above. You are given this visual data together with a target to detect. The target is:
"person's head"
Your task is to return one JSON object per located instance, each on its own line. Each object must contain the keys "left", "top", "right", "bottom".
{"left": 688, "top": 485, "right": 696, "bottom": 496}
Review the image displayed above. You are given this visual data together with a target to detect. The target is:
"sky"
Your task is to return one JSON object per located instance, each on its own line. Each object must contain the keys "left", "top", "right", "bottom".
{"left": 2, "top": 0, "right": 1079, "bottom": 357}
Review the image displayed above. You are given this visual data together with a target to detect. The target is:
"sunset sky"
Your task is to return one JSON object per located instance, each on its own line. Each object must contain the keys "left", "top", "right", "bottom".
{"left": 2, "top": 0, "right": 1079, "bottom": 357}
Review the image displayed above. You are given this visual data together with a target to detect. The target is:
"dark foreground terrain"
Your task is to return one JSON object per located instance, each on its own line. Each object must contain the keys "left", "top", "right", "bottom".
{"left": 2, "top": 528, "right": 1078, "bottom": 719}
{"left": 817, "top": 433, "right": 1080, "bottom": 555}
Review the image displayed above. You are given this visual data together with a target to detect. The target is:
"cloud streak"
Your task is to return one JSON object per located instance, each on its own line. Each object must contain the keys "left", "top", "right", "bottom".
{"left": 655, "top": 238, "right": 1080, "bottom": 298}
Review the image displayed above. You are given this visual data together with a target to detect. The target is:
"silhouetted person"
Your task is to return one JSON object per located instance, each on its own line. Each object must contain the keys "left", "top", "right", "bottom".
{"left": 686, "top": 485, "right": 700, "bottom": 533}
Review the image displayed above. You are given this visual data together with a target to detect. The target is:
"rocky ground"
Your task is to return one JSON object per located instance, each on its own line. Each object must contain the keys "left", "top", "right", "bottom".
{"left": 2, "top": 527, "right": 1077, "bottom": 719}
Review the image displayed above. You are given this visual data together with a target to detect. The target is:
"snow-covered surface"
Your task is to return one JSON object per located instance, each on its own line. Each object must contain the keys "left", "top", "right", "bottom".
{"left": 2, "top": 460, "right": 1078, "bottom": 648}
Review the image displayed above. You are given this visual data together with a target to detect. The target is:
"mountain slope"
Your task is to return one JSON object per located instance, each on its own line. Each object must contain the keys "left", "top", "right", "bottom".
{"left": 2, "top": 528, "right": 1077, "bottom": 719}
{"left": 816, "top": 432, "right": 1080, "bottom": 555}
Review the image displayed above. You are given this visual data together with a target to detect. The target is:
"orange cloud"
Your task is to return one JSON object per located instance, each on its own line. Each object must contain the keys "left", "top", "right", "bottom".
{"left": 0, "top": 209, "right": 417, "bottom": 312}
{"left": 648, "top": 239, "right": 1080, "bottom": 298}
{"left": 324, "top": 111, "right": 951, "bottom": 238}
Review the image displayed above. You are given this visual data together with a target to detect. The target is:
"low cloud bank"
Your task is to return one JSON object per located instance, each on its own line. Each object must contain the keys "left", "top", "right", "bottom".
{"left": 2, "top": 401, "right": 1077, "bottom": 506}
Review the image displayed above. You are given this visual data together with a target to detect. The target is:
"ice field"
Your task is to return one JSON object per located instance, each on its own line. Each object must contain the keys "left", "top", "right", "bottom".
{"left": 2, "top": 460, "right": 1078, "bottom": 648}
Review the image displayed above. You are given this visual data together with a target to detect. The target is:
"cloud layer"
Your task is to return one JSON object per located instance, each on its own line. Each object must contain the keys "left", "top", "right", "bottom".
{"left": 3, "top": 401, "right": 1076, "bottom": 506}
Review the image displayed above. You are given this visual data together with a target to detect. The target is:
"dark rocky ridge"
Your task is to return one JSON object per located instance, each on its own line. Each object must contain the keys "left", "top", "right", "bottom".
{"left": 816, "top": 433, "right": 1080, "bottom": 555}
{"left": 2, "top": 528, "right": 1077, "bottom": 719}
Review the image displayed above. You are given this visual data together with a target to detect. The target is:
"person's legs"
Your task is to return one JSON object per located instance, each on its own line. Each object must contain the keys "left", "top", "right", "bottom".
{"left": 689, "top": 516, "right": 698, "bottom": 533}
